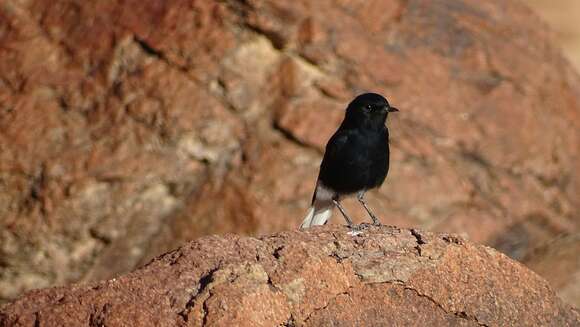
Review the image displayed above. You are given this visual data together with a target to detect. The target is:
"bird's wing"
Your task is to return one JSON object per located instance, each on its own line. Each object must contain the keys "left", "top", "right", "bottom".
{"left": 317, "top": 129, "right": 353, "bottom": 180}
{"left": 323, "top": 129, "right": 351, "bottom": 161}
{"left": 310, "top": 130, "right": 350, "bottom": 204}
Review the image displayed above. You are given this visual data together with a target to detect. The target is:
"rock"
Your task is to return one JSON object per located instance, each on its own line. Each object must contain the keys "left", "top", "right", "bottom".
{"left": 1, "top": 0, "right": 579, "bottom": 303}
{"left": 523, "top": 233, "right": 580, "bottom": 308}
{"left": 1, "top": 226, "right": 578, "bottom": 326}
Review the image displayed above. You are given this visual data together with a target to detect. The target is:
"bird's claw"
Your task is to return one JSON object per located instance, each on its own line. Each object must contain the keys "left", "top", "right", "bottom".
{"left": 347, "top": 229, "right": 363, "bottom": 236}
{"left": 346, "top": 223, "right": 365, "bottom": 236}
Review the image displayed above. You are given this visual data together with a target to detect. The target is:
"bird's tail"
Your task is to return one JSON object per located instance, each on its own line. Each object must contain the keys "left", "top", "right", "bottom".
{"left": 300, "top": 202, "right": 333, "bottom": 229}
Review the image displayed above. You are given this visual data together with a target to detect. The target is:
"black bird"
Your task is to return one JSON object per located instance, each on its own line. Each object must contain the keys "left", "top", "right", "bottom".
{"left": 300, "top": 93, "right": 398, "bottom": 229}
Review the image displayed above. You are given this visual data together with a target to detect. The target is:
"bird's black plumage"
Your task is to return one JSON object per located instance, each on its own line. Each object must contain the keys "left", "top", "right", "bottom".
{"left": 301, "top": 92, "right": 398, "bottom": 229}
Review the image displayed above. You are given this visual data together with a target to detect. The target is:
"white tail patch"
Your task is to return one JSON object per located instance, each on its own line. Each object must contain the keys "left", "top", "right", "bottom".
{"left": 300, "top": 181, "right": 335, "bottom": 229}
{"left": 300, "top": 206, "right": 332, "bottom": 229}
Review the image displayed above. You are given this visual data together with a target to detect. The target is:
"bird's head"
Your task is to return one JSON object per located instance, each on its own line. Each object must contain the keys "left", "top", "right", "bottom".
{"left": 344, "top": 93, "right": 398, "bottom": 129}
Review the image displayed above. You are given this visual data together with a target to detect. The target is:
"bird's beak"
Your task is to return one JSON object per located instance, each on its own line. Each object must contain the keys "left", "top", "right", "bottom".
{"left": 387, "top": 106, "right": 399, "bottom": 112}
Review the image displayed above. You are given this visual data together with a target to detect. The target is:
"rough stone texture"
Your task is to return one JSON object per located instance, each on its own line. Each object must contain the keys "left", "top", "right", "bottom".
{"left": 1, "top": 226, "right": 578, "bottom": 326}
{"left": 1, "top": 0, "right": 580, "bottom": 303}
{"left": 523, "top": 233, "right": 580, "bottom": 308}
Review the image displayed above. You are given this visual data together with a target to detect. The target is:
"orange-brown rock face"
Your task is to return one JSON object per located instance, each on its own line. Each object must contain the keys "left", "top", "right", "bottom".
{"left": 0, "top": 0, "right": 579, "bottom": 303}
{"left": 1, "top": 226, "right": 578, "bottom": 326}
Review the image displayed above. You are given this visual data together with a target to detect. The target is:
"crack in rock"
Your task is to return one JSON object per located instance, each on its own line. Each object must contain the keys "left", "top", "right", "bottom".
{"left": 411, "top": 228, "right": 427, "bottom": 256}
{"left": 177, "top": 266, "right": 220, "bottom": 323}
{"left": 403, "top": 285, "right": 489, "bottom": 327}
{"left": 302, "top": 289, "right": 352, "bottom": 324}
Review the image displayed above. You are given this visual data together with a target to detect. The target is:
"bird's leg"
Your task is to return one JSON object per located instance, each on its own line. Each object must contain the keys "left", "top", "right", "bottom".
{"left": 357, "top": 192, "right": 381, "bottom": 226}
{"left": 332, "top": 198, "right": 354, "bottom": 228}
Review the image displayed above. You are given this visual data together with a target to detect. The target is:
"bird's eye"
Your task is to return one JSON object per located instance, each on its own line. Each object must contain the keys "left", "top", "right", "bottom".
{"left": 366, "top": 104, "right": 373, "bottom": 111}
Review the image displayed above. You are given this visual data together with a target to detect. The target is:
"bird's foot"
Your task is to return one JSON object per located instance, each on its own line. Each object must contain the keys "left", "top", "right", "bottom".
{"left": 348, "top": 222, "right": 384, "bottom": 235}
{"left": 367, "top": 213, "right": 382, "bottom": 226}
{"left": 347, "top": 229, "right": 363, "bottom": 236}
{"left": 346, "top": 223, "right": 365, "bottom": 236}
{"left": 357, "top": 222, "right": 375, "bottom": 229}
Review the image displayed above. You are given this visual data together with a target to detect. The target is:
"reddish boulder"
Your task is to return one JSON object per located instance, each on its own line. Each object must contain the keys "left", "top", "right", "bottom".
{"left": 1, "top": 226, "right": 578, "bottom": 326}
{"left": 0, "top": 0, "right": 579, "bottom": 303}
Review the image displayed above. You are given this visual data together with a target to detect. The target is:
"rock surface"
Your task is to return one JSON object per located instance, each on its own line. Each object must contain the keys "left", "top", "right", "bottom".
{"left": 1, "top": 0, "right": 580, "bottom": 302}
{"left": 1, "top": 226, "right": 578, "bottom": 326}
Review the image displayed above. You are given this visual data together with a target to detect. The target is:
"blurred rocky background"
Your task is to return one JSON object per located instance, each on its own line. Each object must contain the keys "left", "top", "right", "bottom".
{"left": 0, "top": 0, "right": 578, "bottom": 308}
{"left": 525, "top": 0, "right": 580, "bottom": 70}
